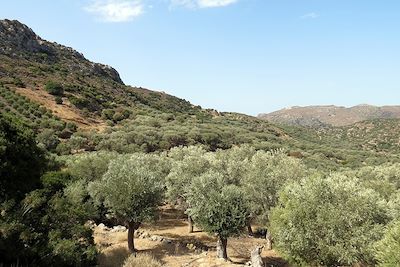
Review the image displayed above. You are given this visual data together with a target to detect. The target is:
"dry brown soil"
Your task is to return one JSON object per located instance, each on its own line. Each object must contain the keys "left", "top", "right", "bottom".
{"left": 95, "top": 207, "right": 289, "bottom": 267}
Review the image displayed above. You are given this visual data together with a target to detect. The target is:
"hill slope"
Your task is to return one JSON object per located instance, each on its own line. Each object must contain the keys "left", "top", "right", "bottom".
{"left": 259, "top": 104, "right": 400, "bottom": 127}
{"left": 1, "top": 19, "right": 400, "bottom": 170}
{"left": 0, "top": 19, "right": 287, "bottom": 153}
{"left": 0, "top": 19, "right": 203, "bottom": 125}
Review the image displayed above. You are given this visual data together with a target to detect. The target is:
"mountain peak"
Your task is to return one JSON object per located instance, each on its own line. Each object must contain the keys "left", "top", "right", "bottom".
{"left": 0, "top": 19, "right": 123, "bottom": 84}
{"left": 0, "top": 19, "right": 51, "bottom": 54}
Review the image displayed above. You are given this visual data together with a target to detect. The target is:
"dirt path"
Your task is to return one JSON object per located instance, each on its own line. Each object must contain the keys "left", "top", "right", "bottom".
{"left": 94, "top": 207, "right": 289, "bottom": 267}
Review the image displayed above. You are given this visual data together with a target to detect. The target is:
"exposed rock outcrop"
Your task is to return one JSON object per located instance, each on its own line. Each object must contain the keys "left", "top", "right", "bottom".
{"left": 0, "top": 19, "right": 123, "bottom": 84}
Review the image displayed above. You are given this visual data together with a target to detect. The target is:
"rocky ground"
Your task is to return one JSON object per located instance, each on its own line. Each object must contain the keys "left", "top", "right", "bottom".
{"left": 93, "top": 206, "right": 289, "bottom": 267}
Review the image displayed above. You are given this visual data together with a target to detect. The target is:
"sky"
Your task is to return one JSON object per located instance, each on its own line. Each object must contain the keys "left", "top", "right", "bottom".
{"left": 1, "top": 0, "right": 400, "bottom": 115}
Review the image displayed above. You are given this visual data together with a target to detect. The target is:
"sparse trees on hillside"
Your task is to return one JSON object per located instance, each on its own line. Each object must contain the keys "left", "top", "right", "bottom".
{"left": 88, "top": 154, "right": 169, "bottom": 254}
{"left": 186, "top": 171, "right": 249, "bottom": 260}
{"left": 45, "top": 81, "right": 64, "bottom": 96}
{"left": 270, "top": 173, "right": 390, "bottom": 266}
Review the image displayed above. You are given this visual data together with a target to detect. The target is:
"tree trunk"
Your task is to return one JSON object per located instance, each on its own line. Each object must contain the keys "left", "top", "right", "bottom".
{"left": 188, "top": 215, "right": 194, "bottom": 233}
{"left": 247, "top": 221, "right": 253, "bottom": 236}
{"left": 127, "top": 221, "right": 141, "bottom": 254}
{"left": 216, "top": 235, "right": 228, "bottom": 260}
{"left": 127, "top": 222, "right": 135, "bottom": 254}
{"left": 265, "top": 231, "right": 272, "bottom": 250}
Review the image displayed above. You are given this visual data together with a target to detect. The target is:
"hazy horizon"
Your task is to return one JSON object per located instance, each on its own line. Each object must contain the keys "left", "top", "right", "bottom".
{"left": 2, "top": 0, "right": 400, "bottom": 115}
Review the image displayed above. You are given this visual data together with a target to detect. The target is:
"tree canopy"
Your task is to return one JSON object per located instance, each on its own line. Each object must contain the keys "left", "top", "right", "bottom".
{"left": 270, "top": 173, "right": 390, "bottom": 266}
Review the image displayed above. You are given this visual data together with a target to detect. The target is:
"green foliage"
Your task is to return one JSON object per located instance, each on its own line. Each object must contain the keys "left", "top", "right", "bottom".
{"left": 45, "top": 81, "right": 64, "bottom": 96}
{"left": 166, "top": 146, "right": 209, "bottom": 207}
{"left": 0, "top": 114, "right": 46, "bottom": 201}
{"left": 102, "top": 109, "right": 115, "bottom": 120}
{"left": 37, "top": 129, "right": 60, "bottom": 151}
{"left": 209, "top": 145, "right": 255, "bottom": 185}
{"left": 41, "top": 171, "right": 72, "bottom": 191}
{"left": 88, "top": 153, "right": 169, "bottom": 224}
{"left": 241, "top": 150, "right": 306, "bottom": 224}
{"left": 68, "top": 96, "right": 91, "bottom": 109}
{"left": 12, "top": 77, "right": 25, "bottom": 88}
{"left": 270, "top": 173, "right": 390, "bottom": 266}
{"left": 18, "top": 184, "right": 97, "bottom": 266}
{"left": 55, "top": 96, "right": 63, "bottom": 104}
{"left": 66, "top": 122, "right": 77, "bottom": 132}
{"left": 0, "top": 113, "right": 96, "bottom": 266}
{"left": 0, "top": 86, "right": 70, "bottom": 153}
{"left": 1, "top": 170, "right": 96, "bottom": 266}
{"left": 65, "top": 151, "right": 118, "bottom": 183}
{"left": 348, "top": 163, "right": 400, "bottom": 200}
{"left": 375, "top": 220, "right": 400, "bottom": 266}
{"left": 186, "top": 171, "right": 249, "bottom": 239}
{"left": 45, "top": 190, "right": 97, "bottom": 266}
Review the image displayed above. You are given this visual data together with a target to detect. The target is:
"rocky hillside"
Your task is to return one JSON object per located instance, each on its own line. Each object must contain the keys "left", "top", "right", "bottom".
{"left": 0, "top": 19, "right": 288, "bottom": 155}
{"left": 0, "top": 19, "right": 122, "bottom": 83}
{"left": 0, "top": 19, "right": 203, "bottom": 126}
{"left": 259, "top": 104, "right": 400, "bottom": 127}
{"left": 1, "top": 19, "right": 400, "bottom": 170}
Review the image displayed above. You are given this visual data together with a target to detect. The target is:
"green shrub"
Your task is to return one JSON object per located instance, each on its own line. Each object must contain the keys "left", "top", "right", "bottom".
{"left": 37, "top": 129, "right": 60, "bottom": 151}
{"left": 13, "top": 77, "right": 25, "bottom": 88}
{"left": 45, "top": 81, "right": 64, "bottom": 96}
{"left": 41, "top": 171, "right": 72, "bottom": 191}
{"left": 66, "top": 122, "right": 77, "bottom": 132}
{"left": 375, "top": 220, "right": 400, "bottom": 266}
{"left": 102, "top": 109, "right": 115, "bottom": 120}
{"left": 112, "top": 111, "right": 125, "bottom": 122}
{"left": 56, "top": 142, "right": 71, "bottom": 155}
{"left": 55, "top": 96, "right": 63, "bottom": 104}
{"left": 69, "top": 96, "right": 90, "bottom": 109}
{"left": 0, "top": 114, "right": 46, "bottom": 201}
{"left": 270, "top": 173, "right": 390, "bottom": 266}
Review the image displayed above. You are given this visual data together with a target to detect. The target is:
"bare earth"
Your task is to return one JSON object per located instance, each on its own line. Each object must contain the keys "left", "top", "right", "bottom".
{"left": 94, "top": 207, "right": 289, "bottom": 267}
{"left": 15, "top": 87, "right": 107, "bottom": 131}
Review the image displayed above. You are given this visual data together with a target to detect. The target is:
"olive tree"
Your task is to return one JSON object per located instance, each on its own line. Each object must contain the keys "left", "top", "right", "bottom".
{"left": 347, "top": 163, "right": 400, "bottom": 200}
{"left": 65, "top": 151, "right": 118, "bottom": 183}
{"left": 210, "top": 145, "right": 255, "bottom": 186}
{"left": 375, "top": 220, "right": 400, "bottom": 266}
{"left": 270, "top": 173, "right": 390, "bottom": 266}
{"left": 166, "top": 146, "right": 209, "bottom": 233}
{"left": 241, "top": 150, "right": 306, "bottom": 241}
{"left": 88, "top": 153, "right": 169, "bottom": 254}
{"left": 186, "top": 171, "right": 249, "bottom": 260}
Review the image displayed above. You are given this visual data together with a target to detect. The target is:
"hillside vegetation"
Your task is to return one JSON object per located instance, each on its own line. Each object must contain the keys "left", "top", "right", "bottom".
{"left": 1, "top": 19, "right": 400, "bottom": 267}
{"left": 259, "top": 104, "right": 400, "bottom": 127}
{"left": 1, "top": 20, "right": 400, "bottom": 172}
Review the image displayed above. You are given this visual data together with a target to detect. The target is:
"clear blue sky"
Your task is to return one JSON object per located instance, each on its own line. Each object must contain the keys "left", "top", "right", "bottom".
{"left": 1, "top": 0, "right": 400, "bottom": 115}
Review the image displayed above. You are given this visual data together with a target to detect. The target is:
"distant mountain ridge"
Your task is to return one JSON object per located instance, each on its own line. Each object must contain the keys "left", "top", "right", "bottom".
{"left": 258, "top": 104, "right": 400, "bottom": 127}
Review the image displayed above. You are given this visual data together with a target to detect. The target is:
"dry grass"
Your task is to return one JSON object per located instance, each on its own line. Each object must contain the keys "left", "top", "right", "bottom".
{"left": 94, "top": 206, "right": 290, "bottom": 267}
{"left": 98, "top": 245, "right": 130, "bottom": 267}
{"left": 123, "top": 253, "right": 163, "bottom": 267}
{"left": 15, "top": 87, "right": 107, "bottom": 131}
